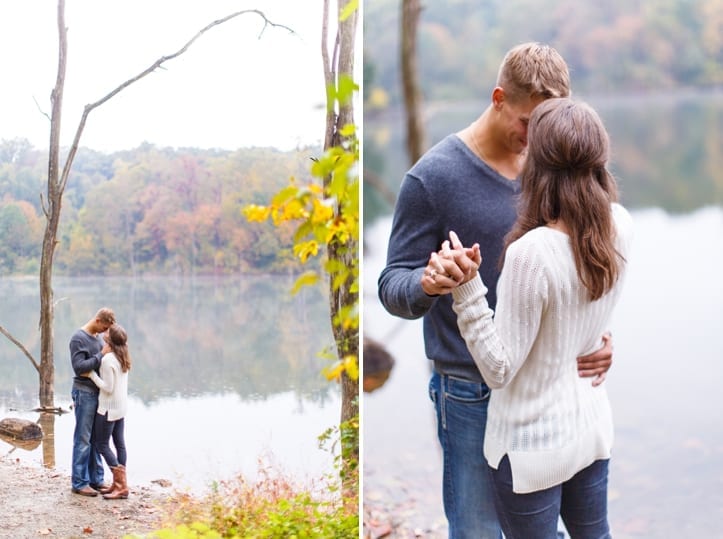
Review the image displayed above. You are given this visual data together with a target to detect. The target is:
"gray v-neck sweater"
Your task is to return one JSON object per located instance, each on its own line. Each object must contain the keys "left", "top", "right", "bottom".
{"left": 378, "top": 134, "right": 519, "bottom": 382}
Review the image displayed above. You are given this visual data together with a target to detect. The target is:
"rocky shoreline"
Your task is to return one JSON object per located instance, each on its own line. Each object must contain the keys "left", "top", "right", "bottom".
{"left": 0, "top": 458, "right": 165, "bottom": 539}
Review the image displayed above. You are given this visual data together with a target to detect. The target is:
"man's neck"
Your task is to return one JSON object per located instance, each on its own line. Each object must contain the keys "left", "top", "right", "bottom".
{"left": 461, "top": 114, "right": 523, "bottom": 180}
{"left": 82, "top": 322, "right": 97, "bottom": 336}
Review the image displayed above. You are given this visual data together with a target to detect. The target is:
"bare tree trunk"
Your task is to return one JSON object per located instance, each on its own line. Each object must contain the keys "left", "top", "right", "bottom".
{"left": 37, "top": 0, "right": 69, "bottom": 409}
{"left": 401, "top": 0, "right": 426, "bottom": 165}
{"left": 321, "top": 0, "right": 359, "bottom": 499}
{"left": 38, "top": 413, "right": 57, "bottom": 468}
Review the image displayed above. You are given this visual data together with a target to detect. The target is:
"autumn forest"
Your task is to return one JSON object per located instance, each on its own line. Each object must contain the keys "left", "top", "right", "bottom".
{"left": 0, "top": 138, "right": 319, "bottom": 277}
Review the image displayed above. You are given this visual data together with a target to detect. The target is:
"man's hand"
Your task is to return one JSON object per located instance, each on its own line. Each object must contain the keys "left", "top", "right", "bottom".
{"left": 577, "top": 332, "right": 613, "bottom": 387}
{"left": 421, "top": 251, "right": 463, "bottom": 295}
{"left": 420, "top": 232, "right": 481, "bottom": 296}
{"left": 80, "top": 371, "right": 92, "bottom": 378}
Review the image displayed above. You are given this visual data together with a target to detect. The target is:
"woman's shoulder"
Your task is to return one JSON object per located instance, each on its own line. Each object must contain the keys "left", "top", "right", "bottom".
{"left": 611, "top": 203, "right": 634, "bottom": 248}
{"left": 102, "top": 353, "right": 121, "bottom": 367}
{"left": 505, "top": 228, "right": 554, "bottom": 265}
{"left": 611, "top": 202, "right": 632, "bottom": 225}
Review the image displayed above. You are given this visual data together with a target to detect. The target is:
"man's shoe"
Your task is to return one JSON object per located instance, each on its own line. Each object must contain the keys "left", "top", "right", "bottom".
{"left": 91, "top": 482, "right": 113, "bottom": 494}
{"left": 72, "top": 485, "right": 98, "bottom": 497}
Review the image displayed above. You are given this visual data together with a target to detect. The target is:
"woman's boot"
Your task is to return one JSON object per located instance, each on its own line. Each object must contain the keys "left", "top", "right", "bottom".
{"left": 98, "top": 481, "right": 115, "bottom": 495}
{"left": 103, "top": 465, "right": 128, "bottom": 500}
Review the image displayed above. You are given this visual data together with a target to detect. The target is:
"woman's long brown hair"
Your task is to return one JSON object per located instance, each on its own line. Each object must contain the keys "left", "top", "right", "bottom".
{"left": 106, "top": 324, "right": 132, "bottom": 373}
{"left": 504, "top": 98, "right": 623, "bottom": 300}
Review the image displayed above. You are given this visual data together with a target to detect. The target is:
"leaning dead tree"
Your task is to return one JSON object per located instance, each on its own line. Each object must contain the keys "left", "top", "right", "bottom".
{"left": 1, "top": 0, "right": 293, "bottom": 411}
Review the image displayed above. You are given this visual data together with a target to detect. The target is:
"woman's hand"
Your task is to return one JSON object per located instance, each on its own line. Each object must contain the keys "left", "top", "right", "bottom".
{"left": 420, "top": 232, "right": 482, "bottom": 295}
{"left": 447, "top": 231, "right": 481, "bottom": 284}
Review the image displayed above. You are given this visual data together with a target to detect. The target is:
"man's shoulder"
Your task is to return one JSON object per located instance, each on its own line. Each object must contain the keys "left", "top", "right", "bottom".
{"left": 69, "top": 328, "right": 94, "bottom": 344}
{"left": 406, "top": 135, "right": 485, "bottom": 196}
{"left": 410, "top": 135, "right": 464, "bottom": 173}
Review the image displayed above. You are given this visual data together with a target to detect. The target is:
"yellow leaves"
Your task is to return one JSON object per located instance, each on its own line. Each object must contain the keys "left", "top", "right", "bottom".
{"left": 291, "top": 271, "right": 320, "bottom": 295}
{"left": 242, "top": 122, "right": 359, "bottom": 383}
{"left": 323, "top": 354, "right": 359, "bottom": 382}
{"left": 340, "top": 0, "right": 358, "bottom": 22}
{"left": 242, "top": 204, "right": 271, "bottom": 223}
{"left": 311, "top": 198, "right": 334, "bottom": 225}
{"left": 293, "top": 241, "right": 319, "bottom": 264}
{"left": 277, "top": 198, "right": 307, "bottom": 223}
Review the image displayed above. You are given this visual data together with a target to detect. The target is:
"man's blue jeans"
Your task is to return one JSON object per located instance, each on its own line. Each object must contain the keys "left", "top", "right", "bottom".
{"left": 491, "top": 455, "right": 611, "bottom": 539}
{"left": 429, "top": 371, "right": 502, "bottom": 539}
{"left": 71, "top": 388, "right": 105, "bottom": 490}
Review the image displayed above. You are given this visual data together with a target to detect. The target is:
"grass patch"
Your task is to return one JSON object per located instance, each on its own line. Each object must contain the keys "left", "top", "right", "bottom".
{"left": 129, "top": 457, "right": 358, "bottom": 538}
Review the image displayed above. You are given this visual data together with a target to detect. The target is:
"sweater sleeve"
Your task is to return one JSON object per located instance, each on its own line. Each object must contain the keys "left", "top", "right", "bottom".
{"left": 69, "top": 334, "right": 102, "bottom": 375}
{"left": 378, "top": 173, "right": 440, "bottom": 319}
{"left": 452, "top": 241, "right": 548, "bottom": 388}
{"left": 88, "top": 354, "right": 116, "bottom": 395}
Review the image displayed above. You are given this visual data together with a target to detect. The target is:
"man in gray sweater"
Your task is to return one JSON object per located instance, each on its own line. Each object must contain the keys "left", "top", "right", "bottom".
{"left": 378, "top": 43, "right": 613, "bottom": 538}
{"left": 69, "top": 307, "right": 116, "bottom": 496}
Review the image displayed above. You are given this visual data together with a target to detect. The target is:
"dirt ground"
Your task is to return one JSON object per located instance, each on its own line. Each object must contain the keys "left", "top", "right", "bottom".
{"left": 0, "top": 458, "right": 168, "bottom": 539}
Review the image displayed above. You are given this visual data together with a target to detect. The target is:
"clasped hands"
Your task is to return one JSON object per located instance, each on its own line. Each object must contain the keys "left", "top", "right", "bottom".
{"left": 421, "top": 231, "right": 481, "bottom": 296}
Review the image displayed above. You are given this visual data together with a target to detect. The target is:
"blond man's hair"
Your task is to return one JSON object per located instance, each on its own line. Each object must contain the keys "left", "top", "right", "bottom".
{"left": 497, "top": 42, "right": 570, "bottom": 103}
{"left": 95, "top": 307, "right": 116, "bottom": 325}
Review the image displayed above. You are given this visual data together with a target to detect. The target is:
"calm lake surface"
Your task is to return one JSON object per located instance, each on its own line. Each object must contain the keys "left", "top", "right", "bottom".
{"left": 0, "top": 275, "right": 340, "bottom": 493}
{"left": 364, "top": 208, "right": 723, "bottom": 538}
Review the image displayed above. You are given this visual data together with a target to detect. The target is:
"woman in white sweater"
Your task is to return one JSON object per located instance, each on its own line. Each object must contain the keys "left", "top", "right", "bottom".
{"left": 439, "top": 98, "right": 632, "bottom": 538}
{"left": 84, "top": 323, "right": 131, "bottom": 500}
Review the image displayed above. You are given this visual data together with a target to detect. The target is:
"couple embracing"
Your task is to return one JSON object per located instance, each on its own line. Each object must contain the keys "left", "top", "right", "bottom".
{"left": 379, "top": 42, "right": 632, "bottom": 538}
{"left": 69, "top": 307, "right": 132, "bottom": 500}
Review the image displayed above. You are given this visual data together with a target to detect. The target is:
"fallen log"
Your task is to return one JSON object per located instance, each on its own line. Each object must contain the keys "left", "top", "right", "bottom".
{"left": 0, "top": 417, "right": 44, "bottom": 441}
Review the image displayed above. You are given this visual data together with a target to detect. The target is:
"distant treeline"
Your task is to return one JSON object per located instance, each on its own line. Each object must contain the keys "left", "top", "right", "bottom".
{"left": 364, "top": 0, "right": 723, "bottom": 105}
{"left": 0, "top": 138, "right": 321, "bottom": 276}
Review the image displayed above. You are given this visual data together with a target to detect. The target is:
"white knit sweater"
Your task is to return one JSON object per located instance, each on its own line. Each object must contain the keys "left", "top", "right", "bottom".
{"left": 452, "top": 203, "right": 633, "bottom": 494}
{"left": 88, "top": 352, "right": 129, "bottom": 422}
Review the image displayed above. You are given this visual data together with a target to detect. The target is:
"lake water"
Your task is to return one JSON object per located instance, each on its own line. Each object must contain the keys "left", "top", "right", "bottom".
{"left": 364, "top": 90, "right": 723, "bottom": 222}
{"left": 0, "top": 275, "right": 340, "bottom": 493}
{"left": 363, "top": 206, "right": 723, "bottom": 538}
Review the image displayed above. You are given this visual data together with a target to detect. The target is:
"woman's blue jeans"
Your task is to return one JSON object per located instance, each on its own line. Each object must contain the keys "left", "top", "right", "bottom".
{"left": 491, "top": 455, "right": 611, "bottom": 539}
{"left": 94, "top": 412, "right": 126, "bottom": 468}
{"left": 71, "top": 388, "right": 105, "bottom": 490}
{"left": 429, "top": 371, "right": 503, "bottom": 539}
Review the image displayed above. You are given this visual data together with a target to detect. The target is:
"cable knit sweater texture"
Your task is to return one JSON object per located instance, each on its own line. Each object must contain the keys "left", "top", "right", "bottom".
{"left": 452, "top": 203, "right": 633, "bottom": 494}
{"left": 88, "top": 353, "right": 129, "bottom": 422}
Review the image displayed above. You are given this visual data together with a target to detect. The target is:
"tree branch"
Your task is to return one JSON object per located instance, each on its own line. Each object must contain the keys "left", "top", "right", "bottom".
{"left": 0, "top": 326, "right": 40, "bottom": 373}
{"left": 59, "top": 9, "right": 295, "bottom": 195}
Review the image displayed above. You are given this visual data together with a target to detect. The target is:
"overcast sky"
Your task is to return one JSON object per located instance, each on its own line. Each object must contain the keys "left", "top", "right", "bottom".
{"left": 0, "top": 1, "right": 332, "bottom": 152}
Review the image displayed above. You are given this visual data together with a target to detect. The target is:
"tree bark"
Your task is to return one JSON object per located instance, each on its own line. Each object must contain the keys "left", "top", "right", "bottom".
{"left": 321, "top": 0, "right": 359, "bottom": 499}
{"left": 401, "top": 0, "right": 426, "bottom": 165}
{"left": 37, "top": 0, "right": 69, "bottom": 409}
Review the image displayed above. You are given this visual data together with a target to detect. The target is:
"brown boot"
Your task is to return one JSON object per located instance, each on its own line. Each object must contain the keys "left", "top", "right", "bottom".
{"left": 98, "top": 480, "right": 115, "bottom": 495}
{"left": 103, "top": 465, "right": 128, "bottom": 500}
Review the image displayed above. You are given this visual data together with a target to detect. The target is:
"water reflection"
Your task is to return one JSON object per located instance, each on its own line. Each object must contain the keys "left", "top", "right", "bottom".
{"left": 363, "top": 207, "right": 723, "bottom": 538}
{"left": 0, "top": 275, "right": 340, "bottom": 490}
{"left": 364, "top": 91, "right": 723, "bottom": 220}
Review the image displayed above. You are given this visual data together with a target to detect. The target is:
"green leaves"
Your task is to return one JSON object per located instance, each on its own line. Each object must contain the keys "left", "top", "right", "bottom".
{"left": 325, "top": 74, "right": 359, "bottom": 111}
